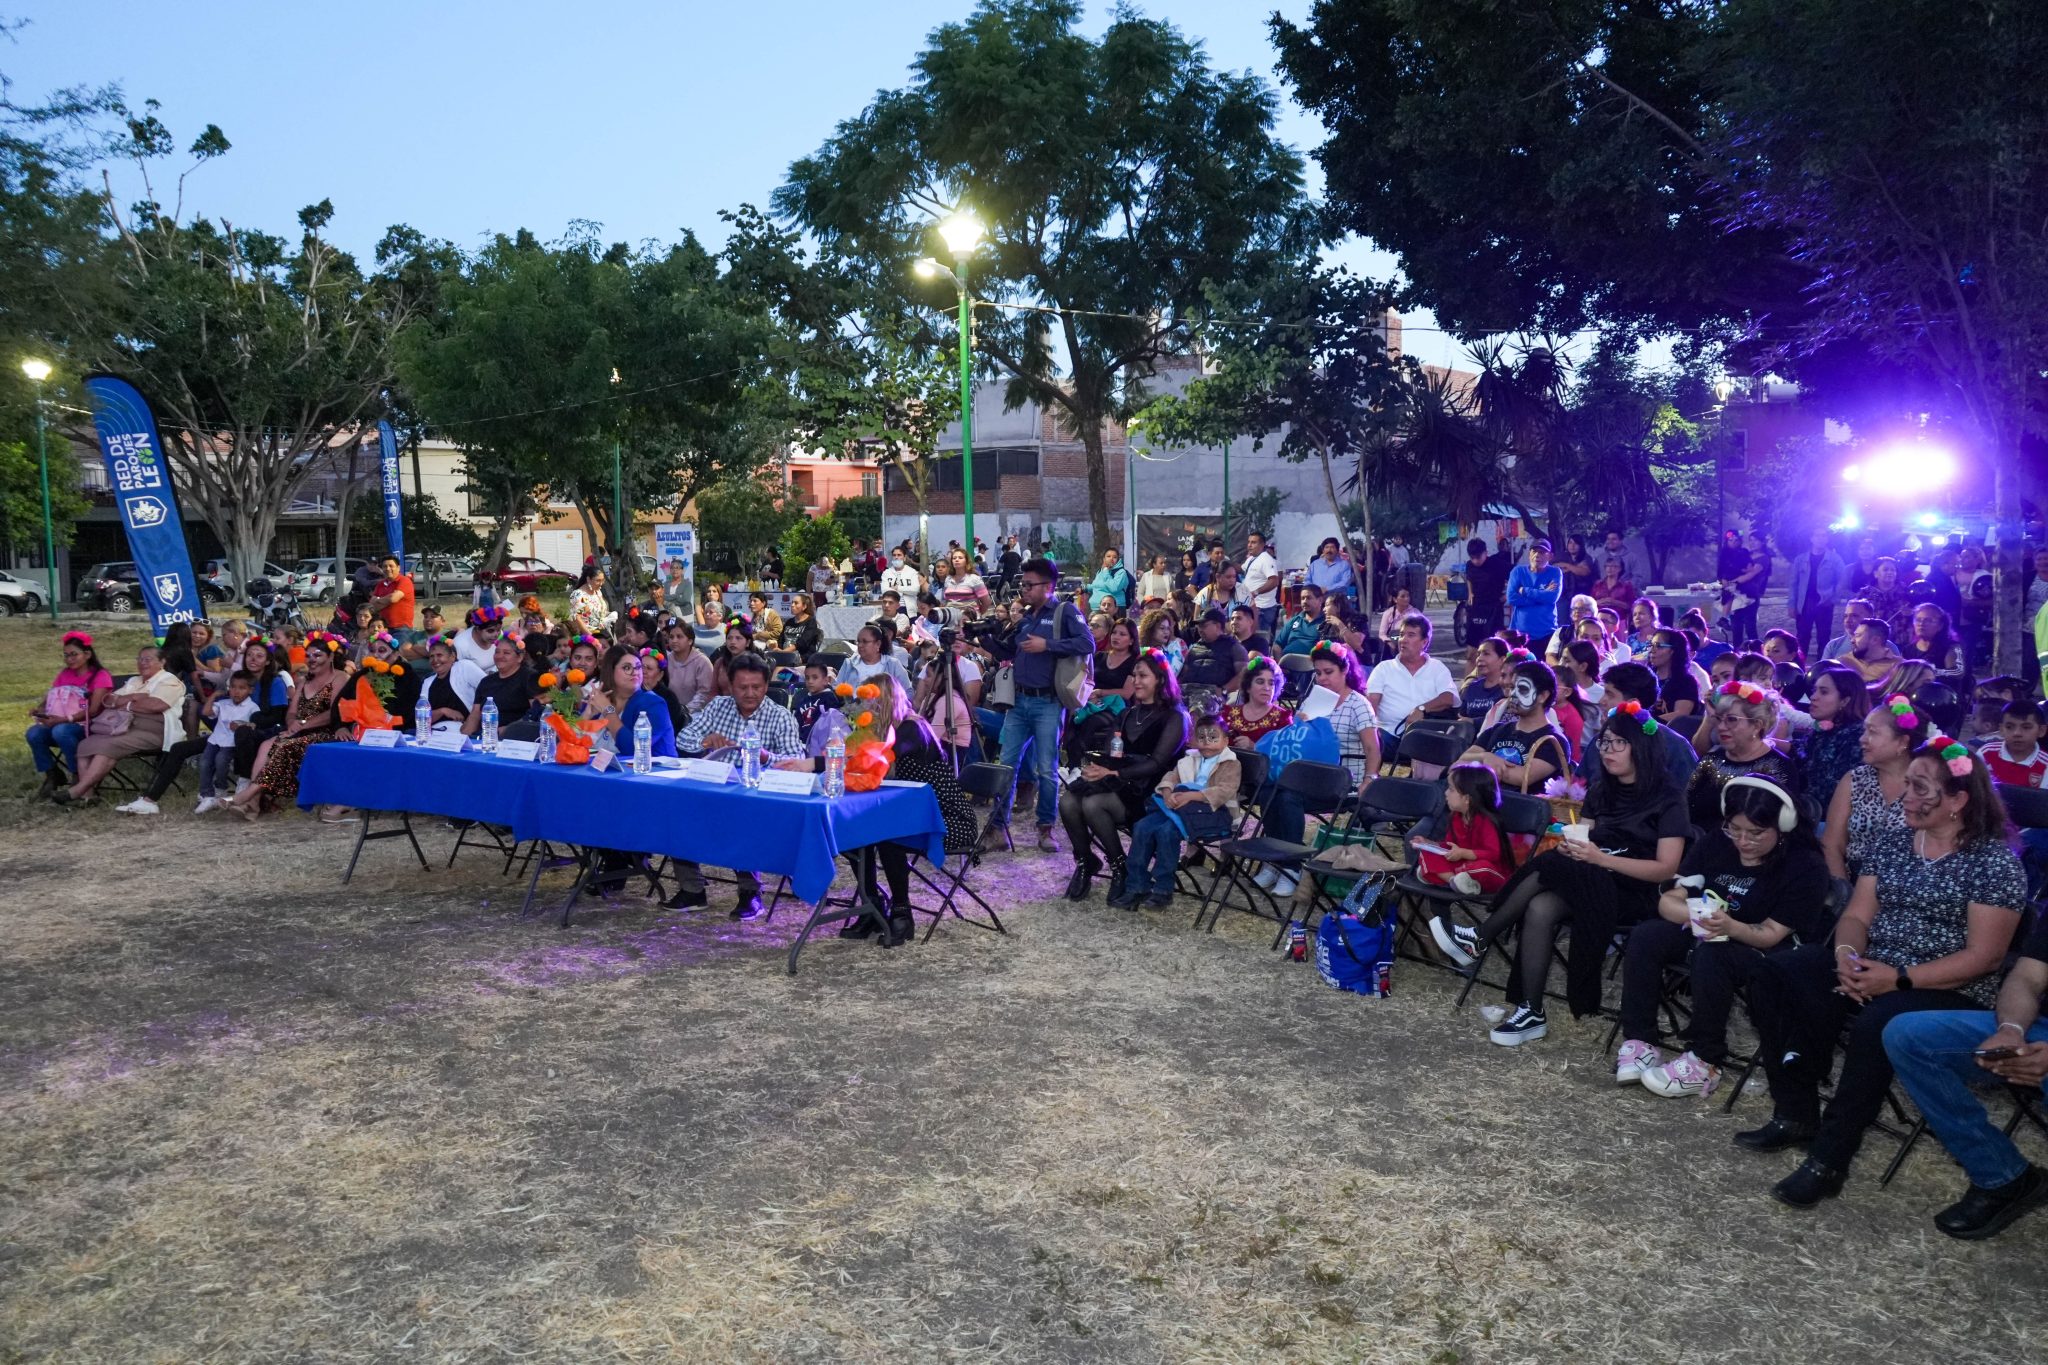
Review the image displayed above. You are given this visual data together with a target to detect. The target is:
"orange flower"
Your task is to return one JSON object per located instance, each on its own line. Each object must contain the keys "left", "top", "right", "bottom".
{"left": 538, "top": 671, "right": 559, "bottom": 689}
{"left": 565, "top": 668, "right": 587, "bottom": 686}
{"left": 855, "top": 683, "right": 880, "bottom": 701}
{"left": 855, "top": 710, "right": 873, "bottom": 726}
{"left": 834, "top": 682, "right": 855, "bottom": 698}
{"left": 389, "top": 663, "right": 407, "bottom": 677}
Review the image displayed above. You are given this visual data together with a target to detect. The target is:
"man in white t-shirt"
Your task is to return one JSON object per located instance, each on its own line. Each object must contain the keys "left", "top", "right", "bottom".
{"left": 880, "top": 549, "right": 923, "bottom": 600}
{"left": 1241, "top": 531, "right": 1282, "bottom": 634}
{"left": 1366, "top": 611, "right": 1458, "bottom": 757}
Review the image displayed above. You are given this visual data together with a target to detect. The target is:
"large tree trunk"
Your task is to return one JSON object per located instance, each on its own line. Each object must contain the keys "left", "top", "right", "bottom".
{"left": 1081, "top": 424, "right": 1112, "bottom": 558}
{"left": 1992, "top": 426, "right": 2026, "bottom": 677}
{"left": 331, "top": 439, "right": 364, "bottom": 575}
{"left": 1316, "top": 439, "right": 1346, "bottom": 544}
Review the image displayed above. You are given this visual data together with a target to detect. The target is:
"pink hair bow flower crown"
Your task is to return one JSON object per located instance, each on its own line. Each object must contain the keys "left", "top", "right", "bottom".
{"left": 1884, "top": 693, "right": 1921, "bottom": 730}
{"left": 1927, "top": 733, "right": 1975, "bottom": 778}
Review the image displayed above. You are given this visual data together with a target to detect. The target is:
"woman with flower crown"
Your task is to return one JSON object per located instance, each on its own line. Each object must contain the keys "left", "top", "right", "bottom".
{"left": 225, "top": 630, "right": 349, "bottom": 819}
{"left": 1741, "top": 739, "right": 2028, "bottom": 1209}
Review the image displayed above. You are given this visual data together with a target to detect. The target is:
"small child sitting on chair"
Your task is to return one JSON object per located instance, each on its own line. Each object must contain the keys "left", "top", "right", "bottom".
{"left": 1113, "top": 717, "right": 1240, "bottom": 910}
{"left": 1412, "top": 762, "right": 1516, "bottom": 896}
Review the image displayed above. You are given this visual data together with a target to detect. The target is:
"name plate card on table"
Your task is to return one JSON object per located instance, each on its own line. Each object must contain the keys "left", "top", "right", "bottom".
{"left": 494, "top": 740, "right": 539, "bottom": 762}
{"left": 677, "top": 758, "right": 734, "bottom": 784}
{"left": 425, "top": 731, "right": 468, "bottom": 753}
{"left": 359, "top": 728, "right": 403, "bottom": 750}
{"left": 757, "top": 768, "right": 818, "bottom": 796}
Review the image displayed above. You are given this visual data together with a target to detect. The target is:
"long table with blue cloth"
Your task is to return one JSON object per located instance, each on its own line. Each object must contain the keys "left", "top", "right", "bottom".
{"left": 296, "top": 742, "right": 947, "bottom": 973}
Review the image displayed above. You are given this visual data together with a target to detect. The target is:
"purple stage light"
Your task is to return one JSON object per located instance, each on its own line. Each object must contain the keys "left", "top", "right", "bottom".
{"left": 1842, "top": 441, "right": 1957, "bottom": 498}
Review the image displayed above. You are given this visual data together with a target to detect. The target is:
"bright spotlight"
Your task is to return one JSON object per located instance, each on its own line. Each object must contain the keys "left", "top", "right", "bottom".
{"left": 1830, "top": 509, "right": 1862, "bottom": 531}
{"left": 1916, "top": 511, "right": 1940, "bottom": 528}
{"left": 1848, "top": 441, "right": 1958, "bottom": 498}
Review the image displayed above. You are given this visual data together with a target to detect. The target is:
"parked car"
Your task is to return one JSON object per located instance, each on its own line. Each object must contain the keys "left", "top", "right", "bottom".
{"left": 199, "top": 558, "right": 290, "bottom": 603}
{"left": 286, "top": 557, "right": 370, "bottom": 602}
{"left": 481, "top": 556, "right": 571, "bottom": 594}
{"left": 0, "top": 569, "right": 46, "bottom": 615}
{"left": 402, "top": 553, "right": 477, "bottom": 598}
{"left": 78, "top": 561, "right": 144, "bottom": 611}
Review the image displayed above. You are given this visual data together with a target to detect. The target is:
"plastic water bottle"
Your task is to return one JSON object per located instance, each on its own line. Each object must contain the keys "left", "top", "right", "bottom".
{"left": 823, "top": 735, "right": 846, "bottom": 799}
{"left": 633, "top": 711, "right": 652, "bottom": 774}
{"left": 741, "top": 719, "right": 762, "bottom": 789}
{"left": 415, "top": 695, "right": 433, "bottom": 743}
{"left": 538, "top": 723, "right": 557, "bottom": 763}
{"left": 480, "top": 698, "right": 499, "bottom": 754}
{"left": 1109, "top": 730, "right": 1124, "bottom": 760}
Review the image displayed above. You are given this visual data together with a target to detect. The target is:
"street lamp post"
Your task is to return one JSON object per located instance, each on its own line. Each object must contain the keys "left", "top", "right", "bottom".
{"left": 920, "top": 211, "right": 984, "bottom": 555}
{"left": 21, "top": 358, "right": 58, "bottom": 622}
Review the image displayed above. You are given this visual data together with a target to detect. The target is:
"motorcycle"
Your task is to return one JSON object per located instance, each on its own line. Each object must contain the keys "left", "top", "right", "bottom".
{"left": 244, "top": 578, "right": 307, "bottom": 633}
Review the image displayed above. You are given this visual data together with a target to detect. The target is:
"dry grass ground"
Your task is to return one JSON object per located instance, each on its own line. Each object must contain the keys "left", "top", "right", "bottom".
{"left": 1, "top": 623, "right": 2043, "bottom": 1363}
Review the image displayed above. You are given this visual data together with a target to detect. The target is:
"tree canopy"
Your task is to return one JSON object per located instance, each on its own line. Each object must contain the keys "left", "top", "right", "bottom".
{"left": 777, "top": 0, "right": 1316, "bottom": 555}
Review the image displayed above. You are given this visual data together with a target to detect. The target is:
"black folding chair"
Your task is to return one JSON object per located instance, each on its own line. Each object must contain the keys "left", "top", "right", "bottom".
{"left": 1278, "top": 653, "right": 1315, "bottom": 704}
{"left": 1879, "top": 1083, "right": 2048, "bottom": 1187}
{"left": 815, "top": 651, "right": 849, "bottom": 674}
{"left": 908, "top": 762, "right": 1013, "bottom": 941}
{"left": 1388, "top": 790, "right": 1549, "bottom": 972}
{"left": 1670, "top": 713, "right": 1705, "bottom": 743}
{"left": 1390, "top": 727, "right": 1463, "bottom": 779}
{"left": 1197, "top": 760, "right": 1354, "bottom": 948}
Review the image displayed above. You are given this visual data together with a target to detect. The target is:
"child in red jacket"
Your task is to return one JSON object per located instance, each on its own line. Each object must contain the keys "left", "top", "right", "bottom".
{"left": 1414, "top": 762, "right": 1516, "bottom": 896}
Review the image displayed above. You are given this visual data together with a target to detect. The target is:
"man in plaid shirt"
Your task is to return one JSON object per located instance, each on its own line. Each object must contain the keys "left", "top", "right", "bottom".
{"left": 668, "top": 653, "right": 811, "bottom": 919}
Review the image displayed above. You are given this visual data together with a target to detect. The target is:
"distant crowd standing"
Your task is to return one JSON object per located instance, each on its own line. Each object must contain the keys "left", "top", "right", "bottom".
{"left": 21, "top": 524, "right": 2048, "bottom": 1239}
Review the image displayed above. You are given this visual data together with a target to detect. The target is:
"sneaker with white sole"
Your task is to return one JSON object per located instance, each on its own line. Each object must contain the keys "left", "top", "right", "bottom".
{"left": 1614, "top": 1039, "right": 1662, "bottom": 1085}
{"left": 1478, "top": 1004, "right": 1508, "bottom": 1025}
{"left": 1640, "top": 1051, "right": 1723, "bottom": 1099}
{"left": 1252, "top": 865, "right": 1279, "bottom": 890}
{"left": 1429, "top": 916, "right": 1479, "bottom": 968}
{"left": 1488, "top": 1005, "right": 1548, "bottom": 1046}
{"left": 1450, "top": 870, "right": 1483, "bottom": 896}
{"left": 235, "top": 778, "right": 251, "bottom": 795}
{"left": 1270, "top": 870, "right": 1300, "bottom": 898}
{"left": 194, "top": 796, "right": 221, "bottom": 814}
{"left": 116, "top": 797, "right": 160, "bottom": 816}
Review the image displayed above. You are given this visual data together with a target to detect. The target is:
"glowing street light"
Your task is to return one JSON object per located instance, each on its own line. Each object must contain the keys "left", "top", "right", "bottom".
{"left": 918, "top": 210, "right": 985, "bottom": 551}
{"left": 20, "top": 358, "right": 58, "bottom": 621}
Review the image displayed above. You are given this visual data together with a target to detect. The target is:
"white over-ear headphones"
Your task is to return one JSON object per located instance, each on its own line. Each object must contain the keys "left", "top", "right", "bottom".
{"left": 1721, "top": 773, "right": 1797, "bottom": 833}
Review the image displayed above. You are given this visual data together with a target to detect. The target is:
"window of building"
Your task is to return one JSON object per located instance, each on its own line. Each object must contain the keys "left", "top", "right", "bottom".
{"left": 860, "top": 472, "right": 878, "bottom": 497}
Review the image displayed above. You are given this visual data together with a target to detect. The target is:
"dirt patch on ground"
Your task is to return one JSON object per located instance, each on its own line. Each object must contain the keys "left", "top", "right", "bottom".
{"left": 1, "top": 804, "right": 2043, "bottom": 1363}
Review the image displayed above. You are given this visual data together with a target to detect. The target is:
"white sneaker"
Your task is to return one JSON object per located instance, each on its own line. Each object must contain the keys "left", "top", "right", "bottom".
{"left": 235, "top": 778, "right": 251, "bottom": 795}
{"left": 1450, "top": 870, "right": 1482, "bottom": 896}
{"left": 1641, "top": 1051, "right": 1723, "bottom": 1099}
{"left": 1252, "top": 865, "right": 1279, "bottom": 890}
{"left": 194, "top": 796, "right": 221, "bottom": 814}
{"left": 1478, "top": 1004, "right": 1508, "bottom": 1025}
{"left": 1270, "top": 871, "right": 1300, "bottom": 898}
{"left": 116, "top": 797, "right": 160, "bottom": 816}
{"left": 1488, "top": 1005, "right": 1548, "bottom": 1047}
{"left": 1429, "top": 916, "right": 1479, "bottom": 967}
{"left": 1614, "top": 1038, "right": 1663, "bottom": 1086}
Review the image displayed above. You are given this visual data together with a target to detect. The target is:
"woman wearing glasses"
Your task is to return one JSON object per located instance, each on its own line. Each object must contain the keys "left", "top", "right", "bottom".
{"left": 1614, "top": 776, "right": 1830, "bottom": 1098}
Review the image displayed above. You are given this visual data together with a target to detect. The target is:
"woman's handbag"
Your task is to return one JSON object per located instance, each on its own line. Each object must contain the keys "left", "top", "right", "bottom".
{"left": 88, "top": 707, "right": 133, "bottom": 737}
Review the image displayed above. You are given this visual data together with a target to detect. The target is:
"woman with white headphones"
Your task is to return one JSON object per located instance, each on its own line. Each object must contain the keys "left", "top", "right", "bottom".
{"left": 1614, "top": 774, "right": 1833, "bottom": 1098}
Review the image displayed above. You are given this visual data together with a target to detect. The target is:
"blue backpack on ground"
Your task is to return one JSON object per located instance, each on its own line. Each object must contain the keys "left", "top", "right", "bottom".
{"left": 1314, "top": 873, "right": 1396, "bottom": 997}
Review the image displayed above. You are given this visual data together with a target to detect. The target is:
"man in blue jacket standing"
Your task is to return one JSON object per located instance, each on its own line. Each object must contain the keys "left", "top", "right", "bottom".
{"left": 1506, "top": 538, "right": 1563, "bottom": 640}
{"left": 1786, "top": 527, "right": 1847, "bottom": 658}
{"left": 987, "top": 557, "right": 1096, "bottom": 853}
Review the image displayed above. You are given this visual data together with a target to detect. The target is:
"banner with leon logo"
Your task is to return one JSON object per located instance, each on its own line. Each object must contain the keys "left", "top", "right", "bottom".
{"left": 84, "top": 375, "right": 202, "bottom": 639}
{"left": 376, "top": 420, "right": 405, "bottom": 559}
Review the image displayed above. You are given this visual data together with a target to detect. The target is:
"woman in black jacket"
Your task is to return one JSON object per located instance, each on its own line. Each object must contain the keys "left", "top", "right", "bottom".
{"left": 1059, "top": 650, "right": 1191, "bottom": 902}
{"left": 784, "top": 592, "right": 823, "bottom": 660}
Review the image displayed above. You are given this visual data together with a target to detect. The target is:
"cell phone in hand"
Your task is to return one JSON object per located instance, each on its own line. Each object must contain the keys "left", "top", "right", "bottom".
{"left": 1974, "top": 1046, "right": 2022, "bottom": 1061}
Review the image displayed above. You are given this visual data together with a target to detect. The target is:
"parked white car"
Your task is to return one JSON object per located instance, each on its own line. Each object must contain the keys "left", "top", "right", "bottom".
{"left": 0, "top": 569, "right": 47, "bottom": 615}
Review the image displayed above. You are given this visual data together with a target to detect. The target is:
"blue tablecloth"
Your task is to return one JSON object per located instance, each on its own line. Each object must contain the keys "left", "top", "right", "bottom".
{"left": 298, "top": 744, "right": 946, "bottom": 904}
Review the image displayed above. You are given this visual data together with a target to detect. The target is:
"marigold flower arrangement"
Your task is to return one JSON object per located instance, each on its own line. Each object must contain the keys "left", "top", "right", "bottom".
{"left": 841, "top": 682, "right": 893, "bottom": 791}
{"left": 341, "top": 654, "right": 408, "bottom": 737}
{"left": 533, "top": 665, "right": 603, "bottom": 762}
